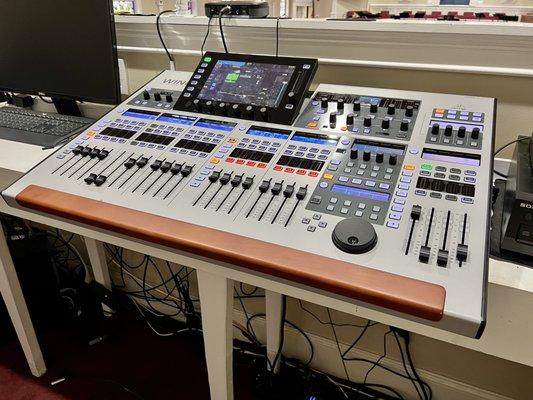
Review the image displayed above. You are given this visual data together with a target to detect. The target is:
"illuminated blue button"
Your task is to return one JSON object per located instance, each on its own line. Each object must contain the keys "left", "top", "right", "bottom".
{"left": 309, "top": 148, "right": 319, "bottom": 153}
{"left": 295, "top": 151, "right": 304, "bottom": 157}
{"left": 338, "top": 176, "right": 349, "bottom": 182}
{"left": 460, "top": 111, "right": 469, "bottom": 116}
{"left": 330, "top": 159, "right": 341, "bottom": 165}
{"left": 205, "top": 164, "right": 215, "bottom": 170}
{"left": 392, "top": 204, "right": 404, "bottom": 213}
{"left": 194, "top": 75, "right": 201, "bottom": 79}
{"left": 320, "top": 182, "right": 328, "bottom": 189}
{"left": 284, "top": 150, "right": 293, "bottom": 155}
{"left": 364, "top": 128, "right": 370, "bottom": 134}
{"left": 464, "top": 177, "right": 476, "bottom": 183}
{"left": 237, "top": 143, "right": 246, "bottom": 148}
{"left": 465, "top": 170, "right": 476, "bottom": 176}
{"left": 473, "top": 117, "right": 482, "bottom": 122}
{"left": 387, "top": 221, "right": 399, "bottom": 229}
{"left": 352, "top": 178, "right": 363, "bottom": 185}
{"left": 398, "top": 183, "right": 410, "bottom": 190}
{"left": 252, "top": 139, "right": 260, "bottom": 144}
{"left": 473, "top": 112, "right": 482, "bottom": 117}
{"left": 312, "top": 100, "right": 319, "bottom": 106}
{"left": 318, "top": 155, "right": 328, "bottom": 160}
{"left": 409, "top": 149, "right": 419, "bottom": 155}
{"left": 394, "top": 197, "right": 406, "bottom": 205}
{"left": 268, "top": 148, "right": 277, "bottom": 152}
{"left": 198, "top": 68, "right": 205, "bottom": 73}
{"left": 219, "top": 148, "right": 229, "bottom": 154}
{"left": 351, "top": 128, "right": 359, "bottom": 133}
{"left": 298, "top": 146, "right": 308, "bottom": 151}
{"left": 415, "top": 189, "right": 427, "bottom": 196}
{"left": 389, "top": 212, "right": 402, "bottom": 221}
{"left": 341, "top": 139, "right": 350, "bottom": 145}
{"left": 307, "top": 154, "right": 316, "bottom": 159}
{"left": 272, "top": 143, "right": 281, "bottom": 147}
{"left": 420, "top": 170, "right": 431, "bottom": 176}
{"left": 288, "top": 145, "right": 296, "bottom": 150}
{"left": 201, "top": 63, "right": 208, "bottom": 67}
{"left": 215, "top": 153, "right": 223, "bottom": 158}
{"left": 212, "top": 139, "right": 221, "bottom": 143}
{"left": 365, "top": 180, "right": 376, "bottom": 187}
{"left": 461, "top": 197, "right": 474, "bottom": 204}
{"left": 191, "top": 80, "right": 198, "bottom": 85}
{"left": 313, "top": 116, "right": 320, "bottom": 121}
{"left": 400, "top": 177, "right": 411, "bottom": 183}
{"left": 190, "top": 181, "right": 201, "bottom": 187}
{"left": 396, "top": 190, "right": 408, "bottom": 197}
{"left": 448, "top": 110, "right": 457, "bottom": 115}
{"left": 379, "top": 183, "right": 390, "bottom": 190}
{"left": 258, "top": 146, "right": 267, "bottom": 151}
{"left": 183, "top": 93, "right": 191, "bottom": 98}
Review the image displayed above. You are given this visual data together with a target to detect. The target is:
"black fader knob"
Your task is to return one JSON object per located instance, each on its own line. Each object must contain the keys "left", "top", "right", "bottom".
{"left": 321, "top": 97, "right": 329, "bottom": 109}
{"left": 375, "top": 152, "right": 384, "bottom": 163}
{"left": 400, "top": 119, "right": 409, "bottom": 132}
{"left": 180, "top": 165, "right": 193, "bottom": 177}
{"left": 353, "top": 100, "right": 361, "bottom": 112}
{"left": 242, "top": 177, "right": 254, "bottom": 190}
{"left": 431, "top": 123, "right": 440, "bottom": 135}
{"left": 405, "top": 105, "right": 414, "bottom": 117}
{"left": 389, "top": 154, "right": 397, "bottom": 165}
{"left": 97, "top": 150, "right": 109, "bottom": 160}
{"left": 387, "top": 104, "right": 396, "bottom": 115}
{"left": 471, "top": 127, "right": 480, "bottom": 140}
{"left": 271, "top": 182, "right": 283, "bottom": 195}
{"left": 370, "top": 102, "right": 378, "bottom": 113}
{"left": 363, "top": 151, "right": 371, "bottom": 162}
{"left": 346, "top": 113, "right": 355, "bottom": 126}
{"left": 332, "top": 218, "right": 377, "bottom": 254}
{"left": 363, "top": 116, "right": 372, "bottom": 127}
{"left": 209, "top": 171, "right": 221, "bottom": 183}
{"left": 259, "top": 180, "right": 271, "bottom": 193}
{"left": 444, "top": 125, "right": 453, "bottom": 137}
{"left": 457, "top": 126, "right": 466, "bottom": 138}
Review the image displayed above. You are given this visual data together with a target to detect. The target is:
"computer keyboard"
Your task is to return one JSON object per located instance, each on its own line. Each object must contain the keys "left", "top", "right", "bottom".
{"left": 0, "top": 107, "right": 94, "bottom": 147}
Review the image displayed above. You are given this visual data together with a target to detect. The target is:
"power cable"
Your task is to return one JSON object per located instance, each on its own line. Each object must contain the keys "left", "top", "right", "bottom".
{"left": 156, "top": 10, "right": 177, "bottom": 69}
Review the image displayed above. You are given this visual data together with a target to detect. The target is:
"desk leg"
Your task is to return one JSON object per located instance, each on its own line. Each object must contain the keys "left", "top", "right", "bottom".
{"left": 197, "top": 269, "right": 234, "bottom": 400}
{"left": 0, "top": 225, "right": 46, "bottom": 376}
{"left": 266, "top": 290, "right": 284, "bottom": 374}
{"left": 84, "top": 238, "right": 111, "bottom": 289}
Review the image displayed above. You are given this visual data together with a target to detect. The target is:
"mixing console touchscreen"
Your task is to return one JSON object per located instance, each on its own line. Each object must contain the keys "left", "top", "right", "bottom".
{"left": 2, "top": 61, "right": 495, "bottom": 338}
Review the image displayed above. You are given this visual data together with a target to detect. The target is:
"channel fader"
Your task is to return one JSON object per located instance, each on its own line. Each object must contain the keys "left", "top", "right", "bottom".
{"left": 2, "top": 54, "right": 495, "bottom": 338}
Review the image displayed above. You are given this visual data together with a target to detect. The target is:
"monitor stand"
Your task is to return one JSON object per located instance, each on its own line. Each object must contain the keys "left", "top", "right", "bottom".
{"left": 52, "top": 98, "right": 82, "bottom": 117}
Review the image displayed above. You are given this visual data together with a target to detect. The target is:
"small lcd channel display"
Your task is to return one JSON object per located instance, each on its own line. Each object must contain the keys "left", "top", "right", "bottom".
{"left": 331, "top": 184, "right": 390, "bottom": 202}
{"left": 422, "top": 148, "right": 481, "bottom": 166}
{"left": 247, "top": 126, "right": 291, "bottom": 140}
{"left": 352, "top": 139, "right": 405, "bottom": 155}
{"left": 194, "top": 118, "right": 236, "bottom": 131}
{"left": 122, "top": 109, "right": 159, "bottom": 120}
{"left": 157, "top": 114, "right": 196, "bottom": 125}
{"left": 197, "top": 60, "right": 295, "bottom": 108}
{"left": 291, "top": 132, "right": 339, "bottom": 146}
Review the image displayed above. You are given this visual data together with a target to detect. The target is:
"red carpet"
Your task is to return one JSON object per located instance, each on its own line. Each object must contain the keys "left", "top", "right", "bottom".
{"left": 0, "top": 315, "right": 256, "bottom": 400}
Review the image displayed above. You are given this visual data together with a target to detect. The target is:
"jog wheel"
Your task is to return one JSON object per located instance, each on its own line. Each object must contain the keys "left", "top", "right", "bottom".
{"left": 332, "top": 218, "right": 377, "bottom": 254}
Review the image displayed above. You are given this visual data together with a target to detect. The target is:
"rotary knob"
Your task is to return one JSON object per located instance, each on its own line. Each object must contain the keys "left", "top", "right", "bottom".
{"left": 431, "top": 123, "right": 440, "bottom": 135}
{"left": 205, "top": 100, "right": 214, "bottom": 113}
{"left": 405, "top": 105, "right": 414, "bottom": 117}
{"left": 245, "top": 105, "right": 254, "bottom": 119}
{"left": 457, "top": 126, "right": 466, "bottom": 138}
{"left": 471, "top": 127, "right": 480, "bottom": 140}
{"left": 389, "top": 154, "right": 397, "bottom": 165}
{"left": 381, "top": 118, "right": 390, "bottom": 129}
{"left": 154, "top": 92, "right": 162, "bottom": 101}
{"left": 387, "top": 104, "right": 396, "bottom": 115}
{"left": 231, "top": 104, "right": 241, "bottom": 117}
{"left": 444, "top": 125, "right": 453, "bottom": 137}
{"left": 400, "top": 119, "right": 409, "bottom": 132}
{"left": 363, "top": 116, "right": 372, "bottom": 127}
{"left": 287, "top": 91, "right": 296, "bottom": 105}
{"left": 370, "top": 102, "right": 378, "bottom": 113}
{"left": 353, "top": 100, "right": 361, "bottom": 112}
{"left": 193, "top": 99, "right": 201, "bottom": 111}
{"left": 350, "top": 148, "right": 358, "bottom": 159}
{"left": 332, "top": 218, "right": 377, "bottom": 254}
{"left": 321, "top": 97, "right": 329, "bottom": 109}
{"left": 363, "top": 151, "right": 371, "bottom": 161}
{"left": 330, "top": 112, "right": 338, "bottom": 127}
{"left": 165, "top": 93, "right": 173, "bottom": 103}
{"left": 346, "top": 113, "right": 355, "bottom": 126}
{"left": 376, "top": 152, "right": 384, "bottom": 163}
{"left": 217, "top": 102, "right": 227, "bottom": 116}
{"left": 142, "top": 90, "right": 150, "bottom": 100}
{"left": 260, "top": 107, "right": 268, "bottom": 121}
{"left": 337, "top": 98, "right": 345, "bottom": 113}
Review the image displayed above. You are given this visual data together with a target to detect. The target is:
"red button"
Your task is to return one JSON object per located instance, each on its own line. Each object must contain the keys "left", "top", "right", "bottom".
{"left": 274, "top": 165, "right": 283, "bottom": 171}
{"left": 308, "top": 171, "right": 319, "bottom": 177}
{"left": 236, "top": 159, "right": 245, "bottom": 165}
{"left": 296, "top": 169, "right": 306, "bottom": 175}
{"left": 258, "top": 163, "right": 267, "bottom": 168}
{"left": 285, "top": 167, "right": 295, "bottom": 173}
{"left": 246, "top": 161, "right": 256, "bottom": 167}
{"left": 226, "top": 157, "right": 235, "bottom": 163}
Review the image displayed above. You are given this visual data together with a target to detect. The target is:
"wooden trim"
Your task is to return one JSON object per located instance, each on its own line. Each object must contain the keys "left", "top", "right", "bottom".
{"left": 16, "top": 185, "right": 445, "bottom": 321}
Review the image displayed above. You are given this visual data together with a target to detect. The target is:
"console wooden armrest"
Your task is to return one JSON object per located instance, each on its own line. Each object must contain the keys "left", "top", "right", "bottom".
{"left": 16, "top": 185, "right": 445, "bottom": 321}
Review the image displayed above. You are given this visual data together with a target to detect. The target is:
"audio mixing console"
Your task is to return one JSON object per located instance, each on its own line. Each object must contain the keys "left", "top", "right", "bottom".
{"left": 2, "top": 53, "right": 495, "bottom": 338}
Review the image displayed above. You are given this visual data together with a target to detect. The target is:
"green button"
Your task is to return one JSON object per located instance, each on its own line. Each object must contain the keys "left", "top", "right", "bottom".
{"left": 421, "top": 163, "right": 433, "bottom": 171}
{"left": 204, "top": 56, "right": 212, "bottom": 62}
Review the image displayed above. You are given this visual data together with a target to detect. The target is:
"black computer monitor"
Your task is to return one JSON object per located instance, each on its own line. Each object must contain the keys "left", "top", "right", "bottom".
{"left": 0, "top": 0, "right": 121, "bottom": 115}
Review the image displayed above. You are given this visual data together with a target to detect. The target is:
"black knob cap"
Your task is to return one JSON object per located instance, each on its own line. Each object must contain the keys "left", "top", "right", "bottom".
{"left": 193, "top": 99, "right": 201, "bottom": 111}
{"left": 387, "top": 104, "right": 396, "bottom": 115}
{"left": 389, "top": 154, "right": 397, "bottom": 165}
{"left": 142, "top": 90, "right": 150, "bottom": 100}
{"left": 321, "top": 97, "right": 329, "bottom": 109}
{"left": 337, "top": 98, "right": 345, "bottom": 112}
{"left": 363, "top": 151, "right": 371, "bottom": 162}
{"left": 376, "top": 152, "right": 384, "bottom": 163}
{"left": 231, "top": 104, "right": 241, "bottom": 117}
{"left": 346, "top": 113, "right": 354, "bottom": 126}
{"left": 332, "top": 218, "right": 377, "bottom": 254}
{"left": 431, "top": 123, "right": 440, "bottom": 135}
{"left": 260, "top": 107, "right": 268, "bottom": 121}
{"left": 471, "top": 127, "right": 480, "bottom": 140}
{"left": 400, "top": 119, "right": 409, "bottom": 132}
{"left": 165, "top": 93, "right": 173, "bottom": 103}
{"left": 363, "top": 116, "right": 372, "bottom": 127}
{"left": 205, "top": 100, "right": 214, "bottom": 113}
{"left": 457, "top": 126, "right": 466, "bottom": 138}
{"left": 350, "top": 148, "right": 358, "bottom": 159}
{"left": 381, "top": 118, "right": 390, "bottom": 129}
{"left": 154, "top": 92, "right": 162, "bottom": 101}
{"left": 353, "top": 100, "right": 361, "bottom": 112}
{"left": 330, "top": 112, "right": 338, "bottom": 126}
{"left": 245, "top": 105, "right": 254, "bottom": 118}
{"left": 370, "top": 102, "right": 378, "bottom": 113}
{"left": 405, "top": 105, "right": 414, "bottom": 117}
{"left": 444, "top": 125, "right": 453, "bottom": 137}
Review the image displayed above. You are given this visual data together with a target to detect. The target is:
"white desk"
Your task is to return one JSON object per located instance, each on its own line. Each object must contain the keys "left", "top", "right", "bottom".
{"left": 2, "top": 134, "right": 533, "bottom": 398}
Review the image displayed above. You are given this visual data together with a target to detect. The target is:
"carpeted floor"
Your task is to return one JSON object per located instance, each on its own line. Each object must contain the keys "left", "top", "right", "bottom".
{"left": 0, "top": 315, "right": 257, "bottom": 400}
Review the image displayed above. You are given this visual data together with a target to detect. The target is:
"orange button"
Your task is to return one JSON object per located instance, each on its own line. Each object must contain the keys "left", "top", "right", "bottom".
{"left": 257, "top": 163, "right": 267, "bottom": 169}
{"left": 246, "top": 161, "right": 256, "bottom": 167}
{"left": 340, "top": 126, "right": 347, "bottom": 131}
{"left": 308, "top": 171, "right": 319, "bottom": 177}
{"left": 274, "top": 165, "right": 283, "bottom": 171}
{"left": 323, "top": 173, "right": 334, "bottom": 180}
{"left": 236, "top": 159, "right": 245, "bottom": 165}
{"left": 435, "top": 108, "right": 445, "bottom": 114}
{"left": 228, "top": 138, "right": 237, "bottom": 143}
{"left": 285, "top": 167, "right": 295, "bottom": 173}
{"left": 226, "top": 157, "right": 235, "bottom": 163}
{"left": 403, "top": 164, "right": 415, "bottom": 171}
{"left": 210, "top": 158, "right": 220, "bottom": 164}
{"left": 296, "top": 169, "right": 306, "bottom": 175}
{"left": 86, "top": 131, "right": 96, "bottom": 137}
{"left": 307, "top": 122, "right": 318, "bottom": 128}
